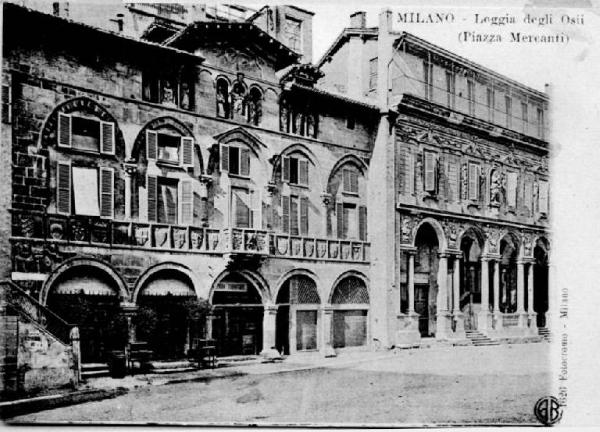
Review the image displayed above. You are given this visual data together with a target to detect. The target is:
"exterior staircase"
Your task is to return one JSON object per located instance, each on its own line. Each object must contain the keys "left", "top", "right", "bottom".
{"left": 465, "top": 330, "right": 499, "bottom": 346}
{"left": 0, "top": 280, "right": 80, "bottom": 394}
{"left": 538, "top": 327, "right": 552, "bottom": 342}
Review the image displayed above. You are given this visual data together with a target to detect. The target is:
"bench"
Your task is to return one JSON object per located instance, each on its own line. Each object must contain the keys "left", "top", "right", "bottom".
{"left": 127, "top": 341, "right": 153, "bottom": 373}
{"left": 190, "top": 338, "right": 217, "bottom": 369}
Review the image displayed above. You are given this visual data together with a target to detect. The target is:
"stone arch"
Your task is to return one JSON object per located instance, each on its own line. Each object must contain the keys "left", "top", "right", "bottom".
{"left": 499, "top": 230, "right": 522, "bottom": 258}
{"left": 39, "top": 96, "right": 127, "bottom": 157}
{"left": 40, "top": 257, "right": 129, "bottom": 305}
{"left": 273, "top": 268, "right": 321, "bottom": 304}
{"left": 131, "top": 116, "right": 197, "bottom": 163}
{"left": 209, "top": 269, "right": 271, "bottom": 304}
{"left": 412, "top": 218, "right": 448, "bottom": 252}
{"left": 456, "top": 225, "right": 486, "bottom": 250}
{"left": 533, "top": 235, "right": 550, "bottom": 259}
{"left": 326, "top": 154, "right": 369, "bottom": 188}
{"left": 132, "top": 262, "right": 203, "bottom": 303}
{"left": 327, "top": 270, "right": 370, "bottom": 304}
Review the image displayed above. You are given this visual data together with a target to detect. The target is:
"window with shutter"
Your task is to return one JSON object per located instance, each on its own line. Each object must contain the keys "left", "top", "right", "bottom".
{"left": 298, "top": 159, "right": 309, "bottom": 187}
{"left": 58, "top": 113, "right": 72, "bottom": 148}
{"left": 147, "top": 175, "right": 158, "bottom": 222}
{"left": 99, "top": 167, "right": 114, "bottom": 218}
{"left": 146, "top": 130, "right": 158, "bottom": 160}
{"left": 538, "top": 180, "right": 548, "bottom": 214}
{"left": 71, "top": 116, "right": 101, "bottom": 152}
{"left": 220, "top": 144, "right": 229, "bottom": 172}
{"left": 468, "top": 162, "right": 479, "bottom": 201}
{"left": 342, "top": 169, "right": 351, "bottom": 193}
{"left": 240, "top": 148, "right": 250, "bottom": 177}
{"left": 158, "top": 178, "right": 178, "bottom": 224}
{"left": 72, "top": 167, "right": 100, "bottom": 216}
{"left": 228, "top": 147, "right": 240, "bottom": 175}
{"left": 424, "top": 151, "right": 436, "bottom": 192}
{"left": 282, "top": 156, "right": 290, "bottom": 183}
{"left": 100, "top": 121, "right": 115, "bottom": 155}
{"left": 181, "top": 137, "right": 194, "bottom": 167}
{"left": 232, "top": 188, "right": 251, "bottom": 228}
{"left": 300, "top": 196, "right": 309, "bottom": 235}
{"left": 336, "top": 202, "right": 344, "bottom": 238}
{"left": 282, "top": 195, "right": 290, "bottom": 233}
{"left": 506, "top": 171, "right": 518, "bottom": 207}
{"left": 180, "top": 180, "right": 193, "bottom": 225}
{"left": 358, "top": 205, "right": 367, "bottom": 241}
{"left": 56, "top": 162, "right": 71, "bottom": 214}
{"left": 344, "top": 204, "right": 358, "bottom": 239}
{"left": 290, "top": 196, "right": 299, "bottom": 236}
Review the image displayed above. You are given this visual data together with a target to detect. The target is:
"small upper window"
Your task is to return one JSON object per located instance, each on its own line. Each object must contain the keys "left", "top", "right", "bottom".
{"left": 346, "top": 115, "right": 355, "bottom": 130}
{"left": 57, "top": 112, "right": 115, "bottom": 155}
{"left": 284, "top": 17, "right": 302, "bottom": 53}
{"left": 221, "top": 144, "right": 250, "bottom": 177}
{"left": 146, "top": 130, "right": 194, "bottom": 167}
{"left": 342, "top": 168, "right": 359, "bottom": 194}
{"left": 142, "top": 71, "right": 193, "bottom": 111}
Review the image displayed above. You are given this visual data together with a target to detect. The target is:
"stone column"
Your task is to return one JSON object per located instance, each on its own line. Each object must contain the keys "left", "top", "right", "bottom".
{"left": 397, "top": 249, "right": 421, "bottom": 344}
{"left": 120, "top": 302, "right": 138, "bottom": 345}
{"left": 452, "top": 254, "right": 465, "bottom": 335}
{"left": 321, "top": 305, "right": 336, "bottom": 357}
{"left": 527, "top": 261, "right": 537, "bottom": 332}
{"left": 407, "top": 251, "right": 415, "bottom": 314}
{"left": 435, "top": 252, "right": 451, "bottom": 339}
{"left": 493, "top": 260, "right": 502, "bottom": 330}
{"left": 122, "top": 161, "right": 137, "bottom": 220}
{"left": 478, "top": 257, "right": 490, "bottom": 331}
{"left": 517, "top": 260, "right": 527, "bottom": 327}
{"left": 544, "top": 259, "right": 553, "bottom": 329}
{"left": 199, "top": 175, "right": 213, "bottom": 227}
{"left": 260, "top": 304, "right": 279, "bottom": 358}
{"left": 205, "top": 311, "right": 215, "bottom": 339}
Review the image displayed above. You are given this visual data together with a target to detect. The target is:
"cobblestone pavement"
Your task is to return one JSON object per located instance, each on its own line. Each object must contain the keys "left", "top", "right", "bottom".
{"left": 8, "top": 342, "right": 551, "bottom": 426}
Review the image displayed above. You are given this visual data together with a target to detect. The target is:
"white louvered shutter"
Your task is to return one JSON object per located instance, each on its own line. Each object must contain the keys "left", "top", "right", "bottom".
{"left": 282, "top": 195, "right": 290, "bottom": 233}
{"left": 99, "top": 167, "right": 114, "bottom": 218}
{"left": 180, "top": 180, "right": 193, "bottom": 224}
{"left": 220, "top": 145, "right": 229, "bottom": 172}
{"left": 298, "top": 159, "right": 309, "bottom": 186}
{"left": 56, "top": 162, "right": 71, "bottom": 214}
{"left": 282, "top": 156, "right": 290, "bottom": 183}
{"left": 181, "top": 137, "right": 194, "bottom": 168}
{"left": 146, "top": 130, "right": 157, "bottom": 161}
{"left": 100, "top": 121, "right": 115, "bottom": 155}
{"left": 424, "top": 151, "right": 436, "bottom": 192}
{"left": 147, "top": 175, "right": 158, "bottom": 222}
{"left": 342, "top": 169, "right": 351, "bottom": 192}
{"left": 240, "top": 148, "right": 250, "bottom": 177}
{"left": 57, "top": 113, "right": 72, "bottom": 148}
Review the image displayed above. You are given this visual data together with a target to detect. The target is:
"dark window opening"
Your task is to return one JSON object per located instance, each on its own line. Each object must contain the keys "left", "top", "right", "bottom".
{"left": 72, "top": 115, "right": 100, "bottom": 152}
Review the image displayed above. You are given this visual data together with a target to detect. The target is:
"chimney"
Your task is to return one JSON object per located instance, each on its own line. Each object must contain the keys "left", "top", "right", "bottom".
{"left": 350, "top": 11, "right": 366, "bottom": 28}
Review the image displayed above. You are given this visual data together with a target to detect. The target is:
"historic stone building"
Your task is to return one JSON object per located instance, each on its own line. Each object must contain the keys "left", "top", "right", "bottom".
{"left": 318, "top": 11, "right": 550, "bottom": 346}
{"left": 0, "top": 3, "right": 550, "bottom": 389}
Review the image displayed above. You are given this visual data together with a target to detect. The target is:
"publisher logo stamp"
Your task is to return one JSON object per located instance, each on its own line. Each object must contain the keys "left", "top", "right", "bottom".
{"left": 534, "top": 396, "right": 562, "bottom": 426}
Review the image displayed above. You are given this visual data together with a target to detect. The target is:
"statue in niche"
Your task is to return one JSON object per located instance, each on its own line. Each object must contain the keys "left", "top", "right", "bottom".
{"left": 280, "top": 100, "right": 289, "bottom": 132}
{"left": 180, "top": 82, "right": 190, "bottom": 110}
{"left": 306, "top": 112, "right": 315, "bottom": 137}
{"left": 216, "top": 79, "right": 230, "bottom": 118}
{"left": 161, "top": 81, "right": 176, "bottom": 106}
{"left": 533, "top": 180, "right": 539, "bottom": 211}
{"left": 230, "top": 73, "right": 247, "bottom": 118}
{"left": 490, "top": 169, "right": 502, "bottom": 205}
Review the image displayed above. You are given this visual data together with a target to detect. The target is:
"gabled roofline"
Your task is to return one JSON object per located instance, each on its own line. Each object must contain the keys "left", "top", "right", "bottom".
{"left": 3, "top": 3, "right": 204, "bottom": 63}
{"left": 316, "top": 27, "right": 378, "bottom": 68}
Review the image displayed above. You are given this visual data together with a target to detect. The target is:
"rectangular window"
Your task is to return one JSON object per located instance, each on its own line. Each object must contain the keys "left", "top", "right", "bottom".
{"left": 71, "top": 116, "right": 101, "bottom": 152}
{"left": 537, "top": 107, "right": 545, "bottom": 139}
{"left": 424, "top": 60, "right": 433, "bottom": 100}
{"left": 445, "top": 71, "right": 455, "bottom": 109}
{"left": 157, "top": 132, "right": 180, "bottom": 163}
{"left": 538, "top": 180, "right": 549, "bottom": 214}
{"left": 142, "top": 71, "right": 193, "bottom": 111}
{"left": 221, "top": 145, "right": 250, "bottom": 177}
{"left": 505, "top": 96, "right": 512, "bottom": 128}
{"left": 56, "top": 162, "right": 71, "bottom": 215}
{"left": 57, "top": 114, "right": 114, "bottom": 154}
{"left": 346, "top": 115, "right": 355, "bottom": 130}
{"left": 58, "top": 165, "right": 114, "bottom": 218}
{"left": 342, "top": 169, "right": 359, "bottom": 194}
{"left": 179, "top": 179, "right": 193, "bottom": 225}
{"left": 521, "top": 102, "right": 528, "bottom": 133}
{"left": 284, "top": 16, "right": 302, "bottom": 52}
{"left": 343, "top": 203, "right": 358, "bottom": 240}
{"left": 72, "top": 167, "right": 100, "bottom": 216}
{"left": 369, "top": 58, "right": 378, "bottom": 91}
{"left": 506, "top": 171, "right": 518, "bottom": 208}
{"left": 423, "top": 151, "right": 437, "bottom": 193}
{"left": 486, "top": 88, "right": 494, "bottom": 122}
{"left": 157, "top": 178, "right": 178, "bottom": 224}
{"left": 282, "top": 156, "right": 308, "bottom": 186}
{"left": 290, "top": 195, "right": 299, "bottom": 235}
{"left": 285, "top": 195, "right": 309, "bottom": 236}
{"left": 467, "top": 80, "right": 475, "bottom": 116}
{"left": 232, "top": 187, "right": 252, "bottom": 228}
{"left": 468, "top": 162, "right": 480, "bottom": 201}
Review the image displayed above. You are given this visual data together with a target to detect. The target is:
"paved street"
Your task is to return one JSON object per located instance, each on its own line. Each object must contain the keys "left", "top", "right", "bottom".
{"left": 9, "top": 343, "right": 551, "bottom": 426}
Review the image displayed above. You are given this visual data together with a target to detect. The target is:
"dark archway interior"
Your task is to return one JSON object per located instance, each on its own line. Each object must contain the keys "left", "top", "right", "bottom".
{"left": 47, "top": 265, "right": 124, "bottom": 363}
{"left": 414, "top": 223, "right": 439, "bottom": 337}
{"left": 534, "top": 242, "right": 549, "bottom": 327}
{"left": 331, "top": 276, "right": 369, "bottom": 348}
{"left": 500, "top": 236, "right": 518, "bottom": 313}
{"left": 212, "top": 273, "right": 263, "bottom": 356}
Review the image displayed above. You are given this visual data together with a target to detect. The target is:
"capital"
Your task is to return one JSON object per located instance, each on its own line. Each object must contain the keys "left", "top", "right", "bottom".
{"left": 122, "top": 161, "right": 137, "bottom": 176}
{"left": 266, "top": 181, "right": 278, "bottom": 196}
{"left": 321, "top": 192, "right": 333, "bottom": 207}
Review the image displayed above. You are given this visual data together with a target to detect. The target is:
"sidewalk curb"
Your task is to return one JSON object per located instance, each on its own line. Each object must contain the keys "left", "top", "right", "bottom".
{"left": 1, "top": 387, "right": 128, "bottom": 419}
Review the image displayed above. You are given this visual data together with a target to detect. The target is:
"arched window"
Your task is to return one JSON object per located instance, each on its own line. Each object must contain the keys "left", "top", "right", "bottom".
{"left": 279, "top": 94, "right": 318, "bottom": 138}
{"left": 216, "top": 77, "right": 230, "bottom": 119}
{"left": 247, "top": 86, "right": 263, "bottom": 126}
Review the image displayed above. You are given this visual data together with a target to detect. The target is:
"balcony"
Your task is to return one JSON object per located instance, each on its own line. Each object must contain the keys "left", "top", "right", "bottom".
{"left": 10, "top": 211, "right": 369, "bottom": 263}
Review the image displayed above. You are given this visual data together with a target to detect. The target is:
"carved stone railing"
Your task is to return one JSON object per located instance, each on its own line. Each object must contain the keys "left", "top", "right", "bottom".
{"left": 11, "top": 211, "right": 369, "bottom": 262}
{"left": 270, "top": 234, "right": 370, "bottom": 263}
{"left": 502, "top": 313, "right": 520, "bottom": 327}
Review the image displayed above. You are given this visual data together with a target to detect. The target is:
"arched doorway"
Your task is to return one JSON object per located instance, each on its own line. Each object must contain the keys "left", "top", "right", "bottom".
{"left": 275, "top": 275, "right": 320, "bottom": 355}
{"left": 414, "top": 223, "right": 439, "bottom": 337}
{"left": 135, "top": 269, "right": 204, "bottom": 360}
{"left": 46, "top": 265, "right": 126, "bottom": 363}
{"left": 331, "top": 276, "right": 369, "bottom": 348}
{"left": 500, "top": 234, "right": 519, "bottom": 313}
{"left": 211, "top": 273, "right": 263, "bottom": 356}
{"left": 459, "top": 231, "right": 483, "bottom": 330}
{"left": 533, "top": 239, "right": 549, "bottom": 328}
